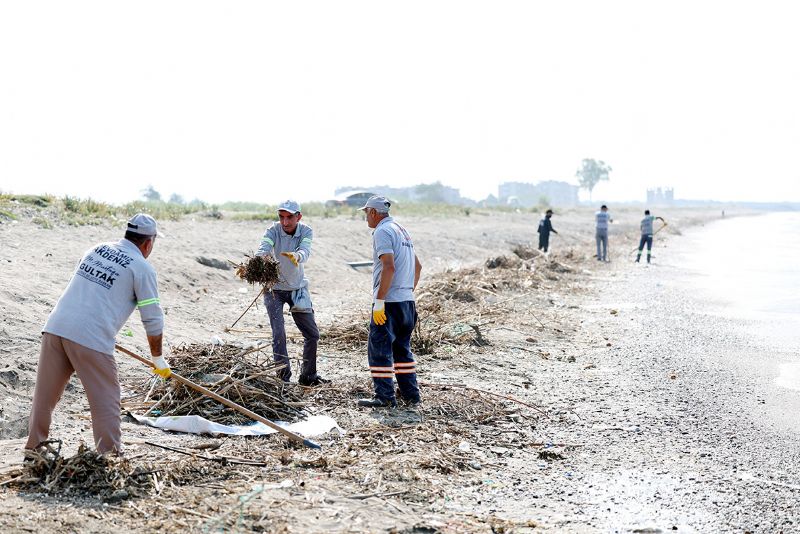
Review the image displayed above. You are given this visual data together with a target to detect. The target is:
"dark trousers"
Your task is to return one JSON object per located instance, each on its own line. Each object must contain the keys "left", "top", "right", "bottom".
{"left": 538, "top": 233, "right": 550, "bottom": 252}
{"left": 264, "top": 290, "right": 319, "bottom": 381}
{"left": 637, "top": 235, "right": 653, "bottom": 262}
{"left": 367, "top": 301, "right": 420, "bottom": 402}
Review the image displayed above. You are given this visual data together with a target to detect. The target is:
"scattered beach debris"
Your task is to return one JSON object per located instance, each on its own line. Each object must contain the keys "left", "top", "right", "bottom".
{"left": 323, "top": 249, "right": 580, "bottom": 355}
{"left": 14, "top": 441, "right": 156, "bottom": 501}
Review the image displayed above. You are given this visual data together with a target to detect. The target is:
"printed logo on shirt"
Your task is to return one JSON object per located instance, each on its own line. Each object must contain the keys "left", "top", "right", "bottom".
{"left": 391, "top": 223, "right": 414, "bottom": 248}
{"left": 93, "top": 245, "right": 134, "bottom": 268}
{"left": 77, "top": 260, "right": 120, "bottom": 289}
{"left": 76, "top": 246, "right": 132, "bottom": 289}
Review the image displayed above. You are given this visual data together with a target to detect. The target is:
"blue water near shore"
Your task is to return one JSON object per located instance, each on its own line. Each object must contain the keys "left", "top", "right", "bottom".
{"left": 672, "top": 212, "right": 800, "bottom": 390}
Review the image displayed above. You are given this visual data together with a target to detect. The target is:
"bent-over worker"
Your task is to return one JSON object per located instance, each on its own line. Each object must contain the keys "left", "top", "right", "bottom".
{"left": 25, "top": 214, "right": 170, "bottom": 455}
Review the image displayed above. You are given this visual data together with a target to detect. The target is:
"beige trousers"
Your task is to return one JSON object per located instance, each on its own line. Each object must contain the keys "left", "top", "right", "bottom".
{"left": 26, "top": 333, "right": 122, "bottom": 454}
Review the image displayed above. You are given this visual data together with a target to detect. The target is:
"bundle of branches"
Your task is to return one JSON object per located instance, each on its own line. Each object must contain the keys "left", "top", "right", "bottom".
{"left": 234, "top": 255, "right": 280, "bottom": 287}
{"left": 16, "top": 441, "right": 155, "bottom": 501}
{"left": 133, "top": 343, "right": 307, "bottom": 424}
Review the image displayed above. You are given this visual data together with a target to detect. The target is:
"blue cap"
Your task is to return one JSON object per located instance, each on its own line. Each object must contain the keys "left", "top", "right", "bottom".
{"left": 277, "top": 200, "right": 301, "bottom": 214}
{"left": 126, "top": 213, "right": 159, "bottom": 237}
{"left": 360, "top": 195, "right": 391, "bottom": 213}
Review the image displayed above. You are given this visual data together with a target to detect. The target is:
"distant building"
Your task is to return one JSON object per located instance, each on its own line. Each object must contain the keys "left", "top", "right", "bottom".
{"left": 497, "top": 180, "right": 579, "bottom": 207}
{"left": 335, "top": 182, "right": 468, "bottom": 205}
{"left": 647, "top": 187, "right": 674, "bottom": 205}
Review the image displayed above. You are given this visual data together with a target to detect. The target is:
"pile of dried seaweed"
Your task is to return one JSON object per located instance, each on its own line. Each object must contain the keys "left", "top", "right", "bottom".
{"left": 16, "top": 441, "right": 155, "bottom": 501}
{"left": 131, "top": 343, "right": 307, "bottom": 424}
{"left": 323, "top": 254, "right": 553, "bottom": 354}
{"left": 234, "top": 255, "right": 280, "bottom": 287}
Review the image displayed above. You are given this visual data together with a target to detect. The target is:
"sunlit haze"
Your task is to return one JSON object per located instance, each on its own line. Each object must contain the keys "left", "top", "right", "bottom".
{"left": 2, "top": 1, "right": 799, "bottom": 205}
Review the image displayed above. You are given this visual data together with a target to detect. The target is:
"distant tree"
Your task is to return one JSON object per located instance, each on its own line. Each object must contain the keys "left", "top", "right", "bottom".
{"left": 414, "top": 181, "right": 447, "bottom": 203}
{"left": 575, "top": 159, "right": 612, "bottom": 202}
{"left": 168, "top": 193, "right": 185, "bottom": 205}
{"left": 141, "top": 185, "right": 162, "bottom": 202}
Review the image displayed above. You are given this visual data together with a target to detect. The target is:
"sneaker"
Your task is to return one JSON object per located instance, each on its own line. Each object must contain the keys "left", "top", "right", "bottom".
{"left": 299, "top": 375, "right": 330, "bottom": 387}
{"left": 357, "top": 397, "right": 397, "bottom": 408}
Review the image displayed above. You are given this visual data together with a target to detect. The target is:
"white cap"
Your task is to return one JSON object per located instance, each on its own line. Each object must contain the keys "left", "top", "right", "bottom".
{"left": 126, "top": 213, "right": 159, "bottom": 237}
{"left": 360, "top": 195, "right": 391, "bottom": 213}
{"left": 277, "top": 200, "right": 301, "bottom": 214}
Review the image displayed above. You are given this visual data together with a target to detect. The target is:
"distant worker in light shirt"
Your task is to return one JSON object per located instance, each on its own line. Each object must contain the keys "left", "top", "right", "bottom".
{"left": 359, "top": 195, "right": 423, "bottom": 408}
{"left": 25, "top": 214, "right": 170, "bottom": 455}
{"left": 636, "top": 209, "right": 666, "bottom": 264}
{"left": 595, "top": 205, "right": 613, "bottom": 262}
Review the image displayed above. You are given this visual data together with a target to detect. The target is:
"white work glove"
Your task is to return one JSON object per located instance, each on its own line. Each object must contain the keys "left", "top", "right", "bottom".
{"left": 372, "top": 299, "right": 386, "bottom": 326}
{"left": 280, "top": 251, "right": 301, "bottom": 267}
{"left": 151, "top": 354, "right": 172, "bottom": 379}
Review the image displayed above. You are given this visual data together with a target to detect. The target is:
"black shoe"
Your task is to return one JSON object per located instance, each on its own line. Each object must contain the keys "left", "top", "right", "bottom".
{"left": 357, "top": 397, "right": 397, "bottom": 408}
{"left": 635, "top": 258, "right": 640, "bottom": 263}
{"left": 299, "top": 375, "right": 330, "bottom": 387}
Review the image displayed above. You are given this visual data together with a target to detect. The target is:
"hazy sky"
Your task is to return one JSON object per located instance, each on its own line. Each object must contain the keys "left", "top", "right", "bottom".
{"left": 2, "top": 1, "right": 799, "bottom": 205}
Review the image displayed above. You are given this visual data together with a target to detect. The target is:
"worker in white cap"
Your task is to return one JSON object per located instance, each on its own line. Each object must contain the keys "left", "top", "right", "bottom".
{"left": 26, "top": 213, "right": 170, "bottom": 455}
{"left": 358, "top": 196, "right": 423, "bottom": 408}
{"left": 255, "top": 200, "right": 328, "bottom": 386}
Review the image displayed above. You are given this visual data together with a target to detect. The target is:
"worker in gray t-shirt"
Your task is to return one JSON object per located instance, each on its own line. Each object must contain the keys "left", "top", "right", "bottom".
{"left": 595, "top": 205, "right": 613, "bottom": 261}
{"left": 26, "top": 214, "right": 170, "bottom": 455}
{"left": 358, "top": 195, "right": 423, "bottom": 408}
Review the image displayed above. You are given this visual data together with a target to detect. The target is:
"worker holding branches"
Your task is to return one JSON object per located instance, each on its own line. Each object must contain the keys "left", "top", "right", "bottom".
{"left": 255, "top": 200, "right": 327, "bottom": 387}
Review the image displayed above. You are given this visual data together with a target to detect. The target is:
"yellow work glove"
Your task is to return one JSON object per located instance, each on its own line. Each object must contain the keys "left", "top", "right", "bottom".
{"left": 372, "top": 299, "right": 387, "bottom": 326}
{"left": 280, "top": 251, "right": 300, "bottom": 267}
{"left": 151, "top": 355, "right": 172, "bottom": 379}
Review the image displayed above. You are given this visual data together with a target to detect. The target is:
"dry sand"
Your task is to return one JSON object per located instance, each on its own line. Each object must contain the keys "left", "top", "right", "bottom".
{"left": 1, "top": 205, "right": 795, "bottom": 532}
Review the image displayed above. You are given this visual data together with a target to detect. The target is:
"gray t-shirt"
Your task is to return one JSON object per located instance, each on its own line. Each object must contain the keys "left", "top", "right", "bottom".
{"left": 595, "top": 210, "right": 612, "bottom": 230}
{"left": 255, "top": 222, "right": 313, "bottom": 291}
{"left": 372, "top": 217, "right": 416, "bottom": 302}
{"left": 640, "top": 215, "right": 656, "bottom": 235}
{"left": 44, "top": 239, "right": 164, "bottom": 355}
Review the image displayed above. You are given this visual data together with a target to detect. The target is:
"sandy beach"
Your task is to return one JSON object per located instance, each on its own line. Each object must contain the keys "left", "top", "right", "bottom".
{"left": 1, "top": 204, "right": 797, "bottom": 533}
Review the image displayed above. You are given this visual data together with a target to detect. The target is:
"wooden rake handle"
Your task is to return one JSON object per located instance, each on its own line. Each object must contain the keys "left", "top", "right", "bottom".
{"left": 115, "top": 343, "right": 321, "bottom": 450}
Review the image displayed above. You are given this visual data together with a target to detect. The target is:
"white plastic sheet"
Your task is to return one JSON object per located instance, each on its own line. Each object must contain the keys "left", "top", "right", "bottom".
{"left": 131, "top": 413, "right": 342, "bottom": 437}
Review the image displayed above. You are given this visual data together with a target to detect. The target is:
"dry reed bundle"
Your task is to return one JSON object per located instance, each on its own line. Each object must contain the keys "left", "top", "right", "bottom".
{"left": 234, "top": 255, "right": 280, "bottom": 287}
{"left": 16, "top": 441, "right": 155, "bottom": 501}
{"left": 132, "top": 343, "right": 307, "bottom": 424}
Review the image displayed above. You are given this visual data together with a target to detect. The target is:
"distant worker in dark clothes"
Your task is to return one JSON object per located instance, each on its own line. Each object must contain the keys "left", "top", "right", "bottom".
{"left": 636, "top": 209, "right": 666, "bottom": 264}
{"left": 537, "top": 209, "right": 558, "bottom": 252}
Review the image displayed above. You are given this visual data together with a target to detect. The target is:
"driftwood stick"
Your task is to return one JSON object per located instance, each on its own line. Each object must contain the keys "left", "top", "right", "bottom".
{"left": 230, "top": 286, "right": 266, "bottom": 330}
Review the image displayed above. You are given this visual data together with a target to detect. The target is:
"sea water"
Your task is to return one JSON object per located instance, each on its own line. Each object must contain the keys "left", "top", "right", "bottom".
{"left": 672, "top": 212, "right": 800, "bottom": 390}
